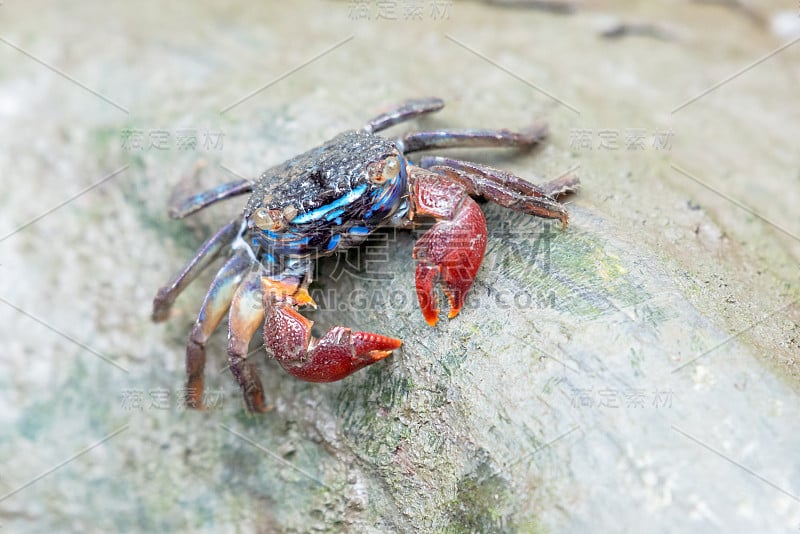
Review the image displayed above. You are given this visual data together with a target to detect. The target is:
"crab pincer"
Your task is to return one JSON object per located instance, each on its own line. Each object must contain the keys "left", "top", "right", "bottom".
{"left": 407, "top": 159, "right": 574, "bottom": 325}
{"left": 410, "top": 169, "right": 488, "bottom": 326}
{"left": 262, "top": 278, "right": 402, "bottom": 382}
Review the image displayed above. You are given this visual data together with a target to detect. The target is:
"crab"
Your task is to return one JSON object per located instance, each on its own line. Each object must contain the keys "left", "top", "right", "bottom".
{"left": 152, "top": 97, "right": 579, "bottom": 412}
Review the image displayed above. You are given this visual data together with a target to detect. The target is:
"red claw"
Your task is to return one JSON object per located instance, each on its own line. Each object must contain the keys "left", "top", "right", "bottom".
{"left": 262, "top": 279, "right": 402, "bottom": 382}
{"left": 411, "top": 170, "right": 488, "bottom": 326}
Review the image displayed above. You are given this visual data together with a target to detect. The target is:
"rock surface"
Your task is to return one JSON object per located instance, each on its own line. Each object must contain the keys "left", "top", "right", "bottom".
{"left": 0, "top": 1, "right": 798, "bottom": 532}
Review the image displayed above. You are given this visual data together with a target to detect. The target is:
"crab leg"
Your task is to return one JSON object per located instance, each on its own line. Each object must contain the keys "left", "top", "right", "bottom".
{"left": 184, "top": 249, "right": 252, "bottom": 409}
{"left": 400, "top": 122, "right": 548, "bottom": 153}
{"left": 363, "top": 97, "right": 445, "bottom": 134}
{"left": 227, "top": 271, "right": 268, "bottom": 413}
{"left": 409, "top": 167, "right": 488, "bottom": 326}
{"left": 152, "top": 219, "right": 241, "bottom": 322}
{"left": 167, "top": 159, "right": 253, "bottom": 219}
{"left": 262, "top": 277, "right": 402, "bottom": 382}
{"left": 419, "top": 157, "right": 578, "bottom": 227}
{"left": 169, "top": 178, "right": 253, "bottom": 219}
{"left": 420, "top": 156, "right": 579, "bottom": 199}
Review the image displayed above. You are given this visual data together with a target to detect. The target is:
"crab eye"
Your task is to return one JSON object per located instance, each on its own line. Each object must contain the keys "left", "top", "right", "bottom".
{"left": 282, "top": 205, "right": 298, "bottom": 222}
{"left": 253, "top": 207, "right": 286, "bottom": 231}
{"left": 382, "top": 156, "right": 400, "bottom": 182}
{"left": 368, "top": 155, "right": 401, "bottom": 185}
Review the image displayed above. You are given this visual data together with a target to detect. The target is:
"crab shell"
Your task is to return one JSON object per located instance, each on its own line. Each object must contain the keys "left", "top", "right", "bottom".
{"left": 244, "top": 130, "right": 409, "bottom": 262}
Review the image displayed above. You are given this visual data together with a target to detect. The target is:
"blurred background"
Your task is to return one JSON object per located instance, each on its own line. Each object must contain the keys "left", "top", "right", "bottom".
{"left": 0, "top": 1, "right": 798, "bottom": 532}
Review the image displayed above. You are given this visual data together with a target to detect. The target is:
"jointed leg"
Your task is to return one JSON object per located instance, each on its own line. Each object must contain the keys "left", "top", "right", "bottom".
{"left": 168, "top": 160, "right": 253, "bottom": 219}
{"left": 184, "top": 249, "right": 252, "bottom": 409}
{"left": 400, "top": 122, "right": 548, "bottom": 154}
{"left": 417, "top": 157, "right": 578, "bottom": 226}
{"left": 152, "top": 219, "right": 242, "bottom": 322}
{"left": 227, "top": 271, "right": 268, "bottom": 413}
{"left": 169, "top": 178, "right": 253, "bottom": 219}
{"left": 363, "top": 97, "right": 445, "bottom": 134}
{"left": 420, "top": 156, "right": 579, "bottom": 199}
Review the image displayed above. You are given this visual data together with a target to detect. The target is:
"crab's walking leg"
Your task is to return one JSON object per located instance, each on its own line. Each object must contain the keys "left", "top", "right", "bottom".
{"left": 400, "top": 122, "right": 548, "bottom": 153}
{"left": 409, "top": 167, "right": 488, "bottom": 326}
{"left": 262, "top": 278, "right": 402, "bottom": 382}
{"left": 184, "top": 249, "right": 252, "bottom": 409}
{"left": 167, "top": 159, "right": 253, "bottom": 219}
{"left": 169, "top": 178, "right": 253, "bottom": 219}
{"left": 152, "top": 219, "right": 241, "bottom": 322}
{"left": 363, "top": 97, "right": 445, "bottom": 134}
{"left": 418, "top": 157, "right": 578, "bottom": 227}
{"left": 421, "top": 156, "right": 580, "bottom": 200}
{"left": 227, "top": 271, "right": 268, "bottom": 413}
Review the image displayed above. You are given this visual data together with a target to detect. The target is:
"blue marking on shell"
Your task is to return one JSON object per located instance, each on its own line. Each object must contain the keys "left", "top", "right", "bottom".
{"left": 254, "top": 228, "right": 311, "bottom": 256}
{"left": 349, "top": 226, "right": 370, "bottom": 235}
{"left": 286, "top": 236, "right": 310, "bottom": 245}
{"left": 366, "top": 185, "right": 399, "bottom": 219}
{"left": 292, "top": 183, "right": 368, "bottom": 224}
{"left": 327, "top": 233, "right": 341, "bottom": 251}
{"left": 261, "top": 229, "right": 310, "bottom": 245}
{"left": 325, "top": 208, "right": 345, "bottom": 221}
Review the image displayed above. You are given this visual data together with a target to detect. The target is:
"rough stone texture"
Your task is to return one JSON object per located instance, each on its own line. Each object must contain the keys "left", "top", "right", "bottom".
{"left": 0, "top": 1, "right": 798, "bottom": 532}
